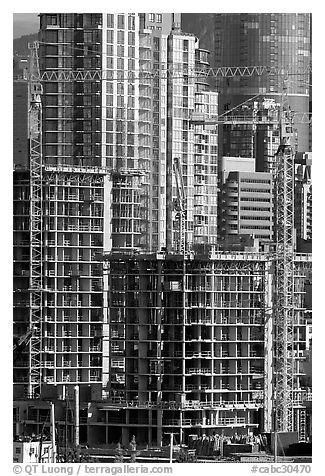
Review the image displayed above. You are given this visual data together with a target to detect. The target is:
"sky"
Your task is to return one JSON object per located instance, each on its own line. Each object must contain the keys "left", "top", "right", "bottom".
{"left": 13, "top": 13, "right": 39, "bottom": 38}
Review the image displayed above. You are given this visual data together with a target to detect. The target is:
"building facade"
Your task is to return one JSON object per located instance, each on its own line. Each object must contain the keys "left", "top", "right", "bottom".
{"left": 13, "top": 80, "right": 29, "bottom": 168}
{"left": 219, "top": 171, "right": 273, "bottom": 243}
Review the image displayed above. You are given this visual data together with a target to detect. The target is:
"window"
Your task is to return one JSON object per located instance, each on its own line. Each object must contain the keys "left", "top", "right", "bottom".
{"left": 106, "top": 108, "right": 114, "bottom": 119}
{"left": 107, "top": 14, "right": 114, "bottom": 28}
{"left": 117, "top": 31, "right": 124, "bottom": 44}
{"left": 153, "top": 37, "right": 160, "bottom": 50}
{"left": 106, "top": 57, "right": 114, "bottom": 69}
{"left": 149, "top": 13, "right": 155, "bottom": 22}
{"left": 240, "top": 178, "right": 271, "bottom": 184}
{"left": 47, "top": 15, "right": 58, "bottom": 26}
{"left": 83, "top": 134, "right": 91, "bottom": 144}
{"left": 117, "top": 83, "right": 124, "bottom": 94}
{"left": 117, "top": 96, "right": 124, "bottom": 107}
{"left": 128, "top": 31, "right": 135, "bottom": 45}
{"left": 128, "top": 15, "right": 135, "bottom": 30}
{"left": 107, "top": 30, "right": 114, "bottom": 43}
{"left": 84, "top": 31, "right": 93, "bottom": 43}
{"left": 83, "top": 96, "right": 92, "bottom": 106}
{"left": 241, "top": 216, "right": 271, "bottom": 221}
{"left": 241, "top": 188, "right": 270, "bottom": 194}
{"left": 117, "top": 58, "right": 124, "bottom": 70}
{"left": 117, "top": 45, "right": 124, "bottom": 57}
{"left": 117, "top": 15, "right": 125, "bottom": 29}
{"left": 241, "top": 225, "right": 271, "bottom": 230}
{"left": 156, "top": 14, "right": 162, "bottom": 23}
{"left": 106, "top": 82, "right": 114, "bottom": 94}
{"left": 106, "top": 95, "right": 113, "bottom": 106}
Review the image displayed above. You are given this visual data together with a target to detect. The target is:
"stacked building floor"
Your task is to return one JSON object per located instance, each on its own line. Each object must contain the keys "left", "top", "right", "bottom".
{"left": 14, "top": 245, "right": 312, "bottom": 448}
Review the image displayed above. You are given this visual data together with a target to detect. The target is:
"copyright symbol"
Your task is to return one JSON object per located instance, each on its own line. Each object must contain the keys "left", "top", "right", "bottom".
{"left": 13, "top": 466, "right": 22, "bottom": 474}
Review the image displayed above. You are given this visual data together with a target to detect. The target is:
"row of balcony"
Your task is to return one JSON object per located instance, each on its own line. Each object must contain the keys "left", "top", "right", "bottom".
{"left": 44, "top": 316, "right": 102, "bottom": 323}
{"left": 44, "top": 345, "right": 100, "bottom": 353}
{"left": 104, "top": 398, "right": 263, "bottom": 409}
{"left": 14, "top": 375, "right": 101, "bottom": 383}
{"left": 45, "top": 240, "right": 102, "bottom": 246}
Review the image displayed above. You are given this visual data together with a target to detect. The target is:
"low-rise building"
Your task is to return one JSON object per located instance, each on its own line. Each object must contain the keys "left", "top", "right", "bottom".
{"left": 220, "top": 171, "right": 273, "bottom": 243}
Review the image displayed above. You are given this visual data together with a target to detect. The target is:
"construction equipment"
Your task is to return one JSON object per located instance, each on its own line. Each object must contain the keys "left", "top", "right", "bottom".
{"left": 273, "top": 110, "right": 295, "bottom": 432}
{"left": 26, "top": 61, "right": 311, "bottom": 82}
{"left": 13, "top": 328, "right": 34, "bottom": 354}
{"left": 173, "top": 157, "right": 187, "bottom": 254}
{"left": 190, "top": 100, "right": 298, "bottom": 434}
{"left": 28, "top": 41, "right": 43, "bottom": 398}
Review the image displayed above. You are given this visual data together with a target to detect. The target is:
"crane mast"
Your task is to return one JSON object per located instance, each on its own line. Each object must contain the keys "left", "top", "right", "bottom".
{"left": 273, "top": 112, "right": 295, "bottom": 432}
{"left": 173, "top": 157, "right": 187, "bottom": 254}
{"left": 28, "top": 41, "right": 43, "bottom": 398}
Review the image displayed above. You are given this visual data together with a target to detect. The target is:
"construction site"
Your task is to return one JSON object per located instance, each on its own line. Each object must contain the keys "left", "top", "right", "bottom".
{"left": 13, "top": 13, "right": 312, "bottom": 463}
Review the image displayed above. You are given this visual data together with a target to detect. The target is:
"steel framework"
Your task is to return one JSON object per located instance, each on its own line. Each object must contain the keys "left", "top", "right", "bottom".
{"left": 273, "top": 114, "right": 295, "bottom": 432}
{"left": 173, "top": 157, "right": 187, "bottom": 254}
{"left": 26, "top": 64, "right": 311, "bottom": 82}
{"left": 28, "top": 41, "right": 43, "bottom": 398}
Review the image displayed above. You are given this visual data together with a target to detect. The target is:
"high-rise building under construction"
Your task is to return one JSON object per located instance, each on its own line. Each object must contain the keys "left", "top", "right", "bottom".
{"left": 14, "top": 12, "right": 219, "bottom": 400}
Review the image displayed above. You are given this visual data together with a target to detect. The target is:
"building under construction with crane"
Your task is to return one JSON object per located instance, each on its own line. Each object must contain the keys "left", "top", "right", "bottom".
{"left": 13, "top": 13, "right": 312, "bottom": 460}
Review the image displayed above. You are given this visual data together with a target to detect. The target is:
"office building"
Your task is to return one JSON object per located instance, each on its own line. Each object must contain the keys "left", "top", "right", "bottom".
{"left": 219, "top": 171, "right": 273, "bottom": 243}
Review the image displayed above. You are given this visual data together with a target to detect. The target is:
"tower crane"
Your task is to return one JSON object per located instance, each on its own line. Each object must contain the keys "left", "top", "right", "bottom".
{"left": 190, "top": 100, "right": 301, "bottom": 434}
{"left": 273, "top": 111, "right": 296, "bottom": 433}
{"left": 24, "top": 40, "right": 310, "bottom": 424}
{"left": 173, "top": 157, "right": 187, "bottom": 254}
{"left": 28, "top": 41, "right": 43, "bottom": 398}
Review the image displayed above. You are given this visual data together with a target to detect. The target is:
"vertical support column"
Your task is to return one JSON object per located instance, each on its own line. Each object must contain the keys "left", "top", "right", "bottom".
{"left": 264, "top": 258, "right": 274, "bottom": 433}
{"left": 122, "top": 426, "right": 129, "bottom": 447}
{"left": 274, "top": 137, "right": 295, "bottom": 432}
{"left": 74, "top": 385, "right": 80, "bottom": 448}
{"left": 148, "top": 410, "right": 152, "bottom": 446}
{"left": 51, "top": 402, "right": 56, "bottom": 463}
{"left": 182, "top": 258, "right": 186, "bottom": 399}
{"left": 157, "top": 409, "right": 163, "bottom": 447}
